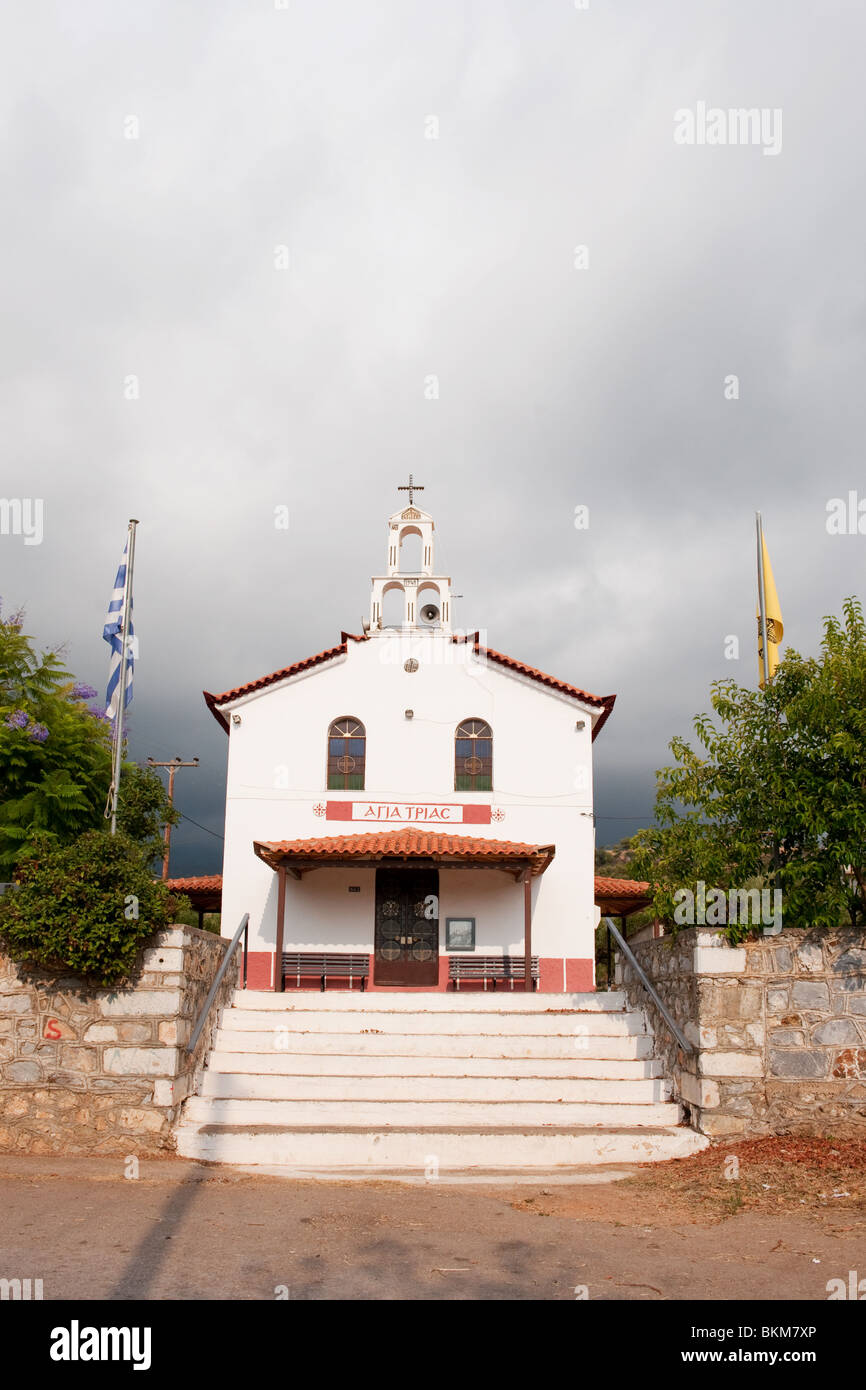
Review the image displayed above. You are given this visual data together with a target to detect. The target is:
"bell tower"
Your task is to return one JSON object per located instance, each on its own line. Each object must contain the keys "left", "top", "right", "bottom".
{"left": 368, "top": 477, "right": 453, "bottom": 632}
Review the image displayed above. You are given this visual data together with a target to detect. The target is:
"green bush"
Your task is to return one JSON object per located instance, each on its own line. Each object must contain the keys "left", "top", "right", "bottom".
{"left": 0, "top": 830, "right": 183, "bottom": 986}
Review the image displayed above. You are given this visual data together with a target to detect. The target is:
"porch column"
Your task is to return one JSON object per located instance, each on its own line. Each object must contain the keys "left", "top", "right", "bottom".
{"left": 275, "top": 864, "right": 287, "bottom": 993}
{"left": 523, "top": 870, "right": 532, "bottom": 992}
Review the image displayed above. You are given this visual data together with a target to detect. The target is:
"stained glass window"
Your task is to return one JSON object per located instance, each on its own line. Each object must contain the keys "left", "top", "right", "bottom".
{"left": 455, "top": 718, "right": 492, "bottom": 791}
{"left": 327, "top": 717, "right": 366, "bottom": 790}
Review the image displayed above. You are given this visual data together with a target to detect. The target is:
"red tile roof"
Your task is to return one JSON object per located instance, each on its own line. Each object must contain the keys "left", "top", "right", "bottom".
{"left": 594, "top": 876, "right": 650, "bottom": 898}
{"left": 594, "top": 875, "right": 652, "bottom": 916}
{"left": 165, "top": 875, "right": 223, "bottom": 893}
{"left": 204, "top": 630, "right": 615, "bottom": 737}
{"left": 452, "top": 635, "right": 615, "bottom": 737}
{"left": 204, "top": 633, "right": 366, "bottom": 731}
{"left": 164, "top": 875, "right": 223, "bottom": 910}
{"left": 253, "top": 830, "right": 556, "bottom": 876}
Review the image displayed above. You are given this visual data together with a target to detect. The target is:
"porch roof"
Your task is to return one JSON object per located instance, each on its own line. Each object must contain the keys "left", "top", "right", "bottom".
{"left": 252, "top": 830, "right": 556, "bottom": 878}
{"left": 164, "top": 874, "right": 223, "bottom": 911}
{"left": 594, "top": 875, "right": 652, "bottom": 917}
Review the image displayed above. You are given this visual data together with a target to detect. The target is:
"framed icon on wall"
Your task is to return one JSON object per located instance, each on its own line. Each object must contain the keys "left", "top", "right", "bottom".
{"left": 446, "top": 917, "right": 475, "bottom": 951}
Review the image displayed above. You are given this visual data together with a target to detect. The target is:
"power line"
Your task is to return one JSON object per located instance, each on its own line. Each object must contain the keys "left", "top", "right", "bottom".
{"left": 176, "top": 810, "right": 224, "bottom": 841}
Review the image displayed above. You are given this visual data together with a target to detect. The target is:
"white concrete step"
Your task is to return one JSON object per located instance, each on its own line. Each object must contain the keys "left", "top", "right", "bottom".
{"left": 197, "top": 1072, "right": 672, "bottom": 1104}
{"left": 175, "top": 989, "right": 693, "bottom": 1173}
{"left": 217, "top": 1010, "right": 647, "bottom": 1037}
{"left": 176, "top": 1122, "right": 708, "bottom": 1168}
{"left": 183, "top": 1096, "right": 681, "bottom": 1128}
{"left": 230, "top": 989, "right": 629, "bottom": 1013}
{"left": 212, "top": 1027, "right": 654, "bottom": 1060}
{"left": 206, "top": 1051, "right": 664, "bottom": 1080}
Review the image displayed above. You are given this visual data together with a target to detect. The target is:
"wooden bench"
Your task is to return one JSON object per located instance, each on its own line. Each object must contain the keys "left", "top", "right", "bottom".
{"left": 449, "top": 955, "right": 539, "bottom": 990}
{"left": 282, "top": 952, "right": 369, "bottom": 991}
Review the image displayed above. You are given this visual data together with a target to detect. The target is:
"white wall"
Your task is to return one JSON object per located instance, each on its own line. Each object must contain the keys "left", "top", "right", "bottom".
{"left": 217, "top": 632, "right": 599, "bottom": 965}
{"left": 275, "top": 868, "right": 528, "bottom": 952}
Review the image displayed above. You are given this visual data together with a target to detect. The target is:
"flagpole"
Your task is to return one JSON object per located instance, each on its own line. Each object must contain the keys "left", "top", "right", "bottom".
{"left": 756, "top": 511, "right": 770, "bottom": 689}
{"left": 109, "top": 518, "right": 139, "bottom": 834}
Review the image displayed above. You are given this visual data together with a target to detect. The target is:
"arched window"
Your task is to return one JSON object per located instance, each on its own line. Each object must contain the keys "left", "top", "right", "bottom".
{"left": 327, "top": 717, "right": 366, "bottom": 790}
{"left": 455, "top": 718, "right": 493, "bottom": 791}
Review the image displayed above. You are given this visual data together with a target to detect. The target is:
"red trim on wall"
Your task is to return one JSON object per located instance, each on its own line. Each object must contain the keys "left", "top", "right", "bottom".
{"left": 564, "top": 956, "right": 595, "bottom": 992}
{"left": 259, "top": 953, "right": 594, "bottom": 993}
{"left": 242, "top": 951, "right": 274, "bottom": 991}
{"left": 323, "top": 800, "right": 492, "bottom": 825}
{"left": 538, "top": 957, "right": 595, "bottom": 992}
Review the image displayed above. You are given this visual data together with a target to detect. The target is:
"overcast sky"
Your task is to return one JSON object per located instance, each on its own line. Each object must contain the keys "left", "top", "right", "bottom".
{"left": 2, "top": 1, "right": 864, "bottom": 875}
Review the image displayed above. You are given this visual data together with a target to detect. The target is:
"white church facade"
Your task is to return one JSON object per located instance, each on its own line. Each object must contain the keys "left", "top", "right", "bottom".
{"left": 204, "top": 488, "right": 616, "bottom": 994}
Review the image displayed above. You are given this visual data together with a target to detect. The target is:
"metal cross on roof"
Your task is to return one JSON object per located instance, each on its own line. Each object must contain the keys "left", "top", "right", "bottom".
{"left": 398, "top": 474, "right": 424, "bottom": 506}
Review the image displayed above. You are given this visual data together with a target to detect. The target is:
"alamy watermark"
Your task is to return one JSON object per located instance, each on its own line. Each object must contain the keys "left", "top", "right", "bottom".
{"left": 1, "top": 1276, "right": 43, "bottom": 1299}
{"left": 674, "top": 880, "right": 782, "bottom": 934}
{"left": 674, "top": 103, "right": 782, "bottom": 157}
{"left": 50, "top": 1322, "right": 151, "bottom": 1370}
{"left": 376, "top": 627, "right": 489, "bottom": 669}
{"left": 0, "top": 498, "right": 43, "bottom": 545}
{"left": 826, "top": 492, "right": 866, "bottom": 535}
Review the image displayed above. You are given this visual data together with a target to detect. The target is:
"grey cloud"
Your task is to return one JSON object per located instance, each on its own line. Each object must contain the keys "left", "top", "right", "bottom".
{"left": 2, "top": 0, "right": 863, "bottom": 872}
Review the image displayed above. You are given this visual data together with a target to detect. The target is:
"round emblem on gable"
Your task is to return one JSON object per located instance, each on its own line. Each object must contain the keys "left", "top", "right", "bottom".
{"left": 404, "top": 658, "right": 419, "bottom": 673}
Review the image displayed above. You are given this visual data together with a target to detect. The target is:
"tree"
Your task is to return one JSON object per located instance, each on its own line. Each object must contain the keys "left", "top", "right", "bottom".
{"left": 0, "top": 605, "right": 114, "bottom": 874}
{"left": 631, "top": 597, "right": 866, "bottom": 937}
{"left": 0, "top": 831, "right": 181, "bottom": 985}
{"left": 0, "top": 604, "right": 177, "bottom": 874}
{"left": 594, "top": 834, "right": 648, "bottom": 877}
{"left": 115, "top": 763, "right": 181, "bottom": 869}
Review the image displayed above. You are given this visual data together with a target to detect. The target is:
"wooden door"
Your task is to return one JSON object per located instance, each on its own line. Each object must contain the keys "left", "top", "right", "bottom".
{"left": 374, "top": 868, "right": 439, "bottom": 986}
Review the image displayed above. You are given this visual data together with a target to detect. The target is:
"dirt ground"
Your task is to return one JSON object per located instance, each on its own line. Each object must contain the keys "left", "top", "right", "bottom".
{"left": 511, "top": 1135, "right": 866, "bottom": 1227}
{"left": 0, "top": 1137, "right": 864, "bottom": 1300}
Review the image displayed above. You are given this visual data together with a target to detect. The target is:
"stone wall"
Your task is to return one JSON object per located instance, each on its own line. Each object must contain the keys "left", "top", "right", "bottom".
{"left": 617, "top": 926, "right": 866, "bottom": 1138}
{"left": 0, "top": 925, "right": 237, "bottom": 1154}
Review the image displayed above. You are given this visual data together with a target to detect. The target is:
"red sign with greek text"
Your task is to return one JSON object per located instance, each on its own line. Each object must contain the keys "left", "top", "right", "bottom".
{"left": 326, "top": 800, "right": 491, "bottom": 825}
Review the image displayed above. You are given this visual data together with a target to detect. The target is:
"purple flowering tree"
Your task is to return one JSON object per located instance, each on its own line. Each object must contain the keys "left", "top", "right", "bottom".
{"left": 0, "top": 607, "right": 114, "bottom": 873}
{"left": 0, "top": 604, "right": 177, "bottom": 877}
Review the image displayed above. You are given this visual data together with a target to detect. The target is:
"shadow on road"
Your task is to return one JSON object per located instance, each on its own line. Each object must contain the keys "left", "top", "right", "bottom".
{"left": 109, "top": 1171, "right": 205, "bottom": 1300}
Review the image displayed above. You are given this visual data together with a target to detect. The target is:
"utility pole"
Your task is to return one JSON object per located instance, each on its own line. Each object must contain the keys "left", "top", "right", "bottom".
{"left": 147, "top": 756, "right": 199, "bottom": 879}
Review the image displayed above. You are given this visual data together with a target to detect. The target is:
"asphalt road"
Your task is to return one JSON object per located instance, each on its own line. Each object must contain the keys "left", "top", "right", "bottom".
{"left": 0, "top": 1156, "right": 860, "bottom": 1301}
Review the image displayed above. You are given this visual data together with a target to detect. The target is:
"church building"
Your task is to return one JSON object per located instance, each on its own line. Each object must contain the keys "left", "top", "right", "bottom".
{"left": 204, "top": 483, "right": 616, "bottom": 994}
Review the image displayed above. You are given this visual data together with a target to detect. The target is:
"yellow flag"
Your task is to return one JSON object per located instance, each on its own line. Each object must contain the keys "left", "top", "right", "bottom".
{"left": 757, "top": 530, "right": 783, "bottom": 688}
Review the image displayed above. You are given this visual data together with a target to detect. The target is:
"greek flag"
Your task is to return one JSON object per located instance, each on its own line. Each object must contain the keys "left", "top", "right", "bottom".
{"left": 103, "top": 542, "right": 134, "bottom": 724}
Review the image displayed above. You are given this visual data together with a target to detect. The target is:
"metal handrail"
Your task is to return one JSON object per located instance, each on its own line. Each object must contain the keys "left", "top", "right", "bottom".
{"left": 186, "top": 913, "right": 249, "bottom": 1055}
{"left": 603, "top": 916, "right": 693, "bottom": 1055}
